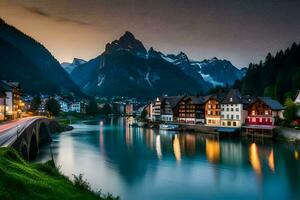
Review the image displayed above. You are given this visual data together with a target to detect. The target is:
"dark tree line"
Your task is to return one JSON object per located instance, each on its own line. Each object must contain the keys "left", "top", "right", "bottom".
{"left": 233, "top": 42, "right": 300, "bottom": 103}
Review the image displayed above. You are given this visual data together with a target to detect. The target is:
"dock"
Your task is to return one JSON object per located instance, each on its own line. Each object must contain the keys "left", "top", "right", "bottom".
{"left": 242, "top": 125, "right": 277, "bottom": 138}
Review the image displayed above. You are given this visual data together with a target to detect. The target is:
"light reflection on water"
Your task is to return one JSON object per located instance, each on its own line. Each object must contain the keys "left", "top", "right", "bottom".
{"left": 38, "top": 117, "right": 300, "bottom": 200}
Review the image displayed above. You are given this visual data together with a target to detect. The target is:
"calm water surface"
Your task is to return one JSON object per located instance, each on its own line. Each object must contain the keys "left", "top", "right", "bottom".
{"left": 38, "top": 118, "right": 300, "bottom": 200}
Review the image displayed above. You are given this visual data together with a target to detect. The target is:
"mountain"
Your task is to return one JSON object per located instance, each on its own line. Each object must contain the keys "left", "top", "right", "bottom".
{"left": 71, "top": 31, "right": 245, "bottom": 98}
{"left": 61, "top": 58, "right": 87, "bottom": 73}
{"left": 71, "top": 32, "right": 208, "bottom": 98}
{"left": 0, "top": 19, "right": 83, "bottom": 96}
{"left": 157, "top": 52, "right": 245, "bottom": 87}
{"left": 234, "top": 42, "right": 300, "bottom": 103}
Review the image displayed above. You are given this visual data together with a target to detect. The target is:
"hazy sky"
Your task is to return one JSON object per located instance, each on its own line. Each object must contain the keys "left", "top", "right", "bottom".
{"left": 1, "top": 0, "right": 300, "bottom": 67}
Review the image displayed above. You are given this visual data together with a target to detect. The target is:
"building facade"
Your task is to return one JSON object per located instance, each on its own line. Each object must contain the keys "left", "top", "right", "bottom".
{"left": 160, "top": 96, "right": 184, "bottom": 122}
{"left": 0, "top": 81, "right": 22, "bottom": 120}
{"left": 125, "top": 103, "right": 133, "bottom": 115}
{"left": 152, "top": 97, "right": 163, "bottom": 121}
{"left": 220, "top": 90, "right": 246, "bottom": 127}
{"left": 205, "top": 94, "right": 224, "bottom": 126}
{"left": 246, "top": 97, "right": 283, "bottom": 126}
{"left": 178, "top": 96, "right": 205, "bottom": 124}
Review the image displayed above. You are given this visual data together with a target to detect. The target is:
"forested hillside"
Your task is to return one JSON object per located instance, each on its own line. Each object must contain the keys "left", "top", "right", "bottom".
{"left": 234, "top": 43, "right": 300, "bottom": 103}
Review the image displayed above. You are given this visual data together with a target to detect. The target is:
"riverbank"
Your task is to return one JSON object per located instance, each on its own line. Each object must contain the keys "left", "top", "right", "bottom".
{"left": 136, "top": 120, "right": 300, "bottom": 141}
{"left": 0, "top": 147, "right": 118, "bottom": 200}
{"left": 277, "top": 127, "right": 300, "bottom": 142}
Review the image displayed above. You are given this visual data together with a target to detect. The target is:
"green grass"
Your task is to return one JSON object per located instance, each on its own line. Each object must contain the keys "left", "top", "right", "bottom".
{"left": 0, "top": 148, "right": 118, "bottom": 200}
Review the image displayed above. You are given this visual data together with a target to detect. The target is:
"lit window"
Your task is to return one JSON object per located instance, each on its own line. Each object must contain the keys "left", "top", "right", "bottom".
{"left": 252, "top": 110, "right": 255, "bottom": 115}
{"left": 265, "top": 110, "right": 269, "bottom": 115}
{"left": 230, "top": 97, "right": 233, "bottom": 102}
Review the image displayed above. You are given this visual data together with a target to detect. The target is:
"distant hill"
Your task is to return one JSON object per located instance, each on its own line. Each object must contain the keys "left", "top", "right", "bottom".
{"left": 71, "top": 31, "right": 245, "bottom": 98}
{"left": 234, "top": 42, "right": 300, "bottom": 103}
{"left": 0, "top": 19, "right": 83, "bottom": 96}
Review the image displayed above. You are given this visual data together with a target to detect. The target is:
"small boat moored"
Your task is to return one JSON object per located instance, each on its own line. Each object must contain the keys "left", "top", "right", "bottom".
{"left": 159, "top": 124, "right": 179, "bottom": 131}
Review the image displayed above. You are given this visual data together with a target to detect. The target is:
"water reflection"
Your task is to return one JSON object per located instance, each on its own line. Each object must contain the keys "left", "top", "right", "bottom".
{"left": 206, "top": 139, "right": 220, "bottom": 164}
{"left": 173, "top": 134, "right": 181, "bottom": 161}
{"left": 268, "top": 149, "right": 275, "bottom": 172}
{"left": 156, "top": 135, "right": 162, "bottom": 159}
{"left": 37, "top": 117, "right": 300, "bottom": 200}
{"left": 249, "top": 143, "right": 262, "bottom": 175}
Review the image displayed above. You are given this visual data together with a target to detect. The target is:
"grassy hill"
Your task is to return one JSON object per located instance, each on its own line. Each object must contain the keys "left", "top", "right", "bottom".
{"left": 0, "top": 148, "right": 118, "bottom": 200}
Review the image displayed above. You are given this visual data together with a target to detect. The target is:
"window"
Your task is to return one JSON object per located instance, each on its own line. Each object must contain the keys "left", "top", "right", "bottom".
{"left": 265, "top": 110, "right": 269, "bottom": 115}
{"left": 236, "top": 108, "right": 239, "bottom": 111}
{"left": 222, "top": 122, "right": 225, "bottom": 126}
{"left": 231, "top": 115, "right": 234, "bottom": 119}
{"left": 227, "top": 121, "right": 231, "bottom": 126}
{"left": 227, "top": 108, "right": 229, "bottom": 111}
{"left": 252, "top": 110, "right": 255, "bottom": 115}
{"left": 236, "top": 115, "right": 239, "bottom": 119}
{"left": 227, "top": 114, "right": 229, "bottom": 119}
{"left": 233, "top": 122, "right": 236, "bottom": 126}
{"left": 231, "top": 108, "right": 234, "bottom": 111}
{"left": 221, "top": 115, "right": 224, "bottom": 119}
{"left": 230, "top": 97, "right": 233, "bottom": 102}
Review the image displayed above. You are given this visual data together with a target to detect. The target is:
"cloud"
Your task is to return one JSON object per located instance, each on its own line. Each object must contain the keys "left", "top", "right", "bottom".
{"left": 24, "top": 7, "right": 90, "bottom": 26}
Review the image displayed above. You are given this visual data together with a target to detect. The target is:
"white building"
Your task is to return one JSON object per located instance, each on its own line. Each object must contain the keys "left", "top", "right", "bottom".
{"left": 59, "top": 100, "right": 70, "bottom": 112}
{"left": 295, "top": 90, "right": 300, "bottom": 104}
{"left": 220, "top": 90, "right": 248, "bottom": 127}
{"left": 152, "top": 97, "right": 163, "bottom": 121}
{"left": 70, "top": 102, "right": 83, "bottom": 113}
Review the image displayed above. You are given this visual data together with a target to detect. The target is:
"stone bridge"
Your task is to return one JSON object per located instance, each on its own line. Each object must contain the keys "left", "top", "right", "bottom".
{"left": 0, "top": 117, "right": 53, "bottom": 160}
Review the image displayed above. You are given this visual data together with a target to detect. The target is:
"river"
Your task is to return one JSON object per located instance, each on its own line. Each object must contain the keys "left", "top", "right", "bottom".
{"left": 37, "top": 117, "right": 300, "bottom": 200}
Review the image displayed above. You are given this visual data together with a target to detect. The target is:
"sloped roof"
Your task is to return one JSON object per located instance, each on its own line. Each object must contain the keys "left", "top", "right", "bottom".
{"left": 258, "top": 97, "right": 283, "bottom": 110}
{"left": 221, "top": 89, "right": 242, "bottom": 104}
{"left": 163, "top": 95, "right": 185, "bottom": 108}
{"left": 204, "top": 92, "right": 226, "bottom": 103}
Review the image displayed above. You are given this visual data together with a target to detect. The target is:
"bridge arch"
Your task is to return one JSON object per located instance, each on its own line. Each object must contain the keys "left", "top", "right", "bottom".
{"left": 28, "top": 131, "right": 38, "bottom": 161}
{"left": 19, "top": 139, "right": 28, "bottom": 160}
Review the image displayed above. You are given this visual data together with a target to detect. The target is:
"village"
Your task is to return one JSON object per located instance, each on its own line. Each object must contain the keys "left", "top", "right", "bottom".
{"left": 1, "top": 78, "right": 300, "bottom": 139}
{"left": 139, "top": 89, "right": 300, "bottom": 138}
{"left": 0, "top": 80, "right": 137, "bottom": 121}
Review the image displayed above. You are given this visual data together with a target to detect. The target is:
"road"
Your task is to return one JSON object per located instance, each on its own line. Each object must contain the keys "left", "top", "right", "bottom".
{"left": 0, "top": 116, "right": 43, "bottom": 147}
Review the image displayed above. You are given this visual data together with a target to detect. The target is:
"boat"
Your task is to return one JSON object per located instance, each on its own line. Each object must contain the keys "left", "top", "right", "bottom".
{"left": 159, "top": 124, "right": 179, "bottom": 131}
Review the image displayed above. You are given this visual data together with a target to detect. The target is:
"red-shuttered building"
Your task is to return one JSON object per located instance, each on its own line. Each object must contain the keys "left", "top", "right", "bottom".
{"left": 246, "top": 97, "right": 283, "bottom": 126}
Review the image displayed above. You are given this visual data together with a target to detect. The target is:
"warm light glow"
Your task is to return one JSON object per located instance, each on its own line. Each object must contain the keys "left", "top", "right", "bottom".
{"left": 156, "top": 135, "right": 162, "bottom": 159}
{"left": 249, "top": 143, "right": 261, "bottom": 175}
{"left": 268, "top": 149, "right": 275, "bottom": 172}
{"left": 205, "top": 139, "right": 220, "bottom": 163}
{"left": 173, "top": 135, "right": 181, "bottom": 161}
{"left": 295, "top": 151, "right": 299, "bottom": 160}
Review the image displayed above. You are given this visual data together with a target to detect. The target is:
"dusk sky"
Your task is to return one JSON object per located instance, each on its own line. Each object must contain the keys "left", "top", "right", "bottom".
{"left": 1, "top": 0, "right": 300, "bottom": 67}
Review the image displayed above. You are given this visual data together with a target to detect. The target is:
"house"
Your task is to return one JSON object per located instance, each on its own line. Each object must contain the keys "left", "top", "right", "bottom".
{"left": 112, "top": 102, "right": 125, "bottom": 115}
{"left": 152, "top": 97, "right": 163, "bottom": 121}
{"left": 177, "top": 95, "right": 205, "bottom": 124}
{"left": 143, "top": 102, "right": 153, "bottom": 120}
{"left": 0, "top": 90, "right": 6, "bottom": 121}
{"left": 161, "top": 96, "right": 184, "bottom": 122}
{"left": 205, "top": 93, "right": 225, "bottom": 126}
{"left": 220, "top": 89, "right": 248, "bottom": 127}
{"left": 0, "top": 81, "right": 22, "bottom": 120}
{"left": 125, "top": 103, "right": 133, "bottom": 115}
{"left": 59, "top": 99, "right": 70, "bottom": 112}
{"left": 295, "top": 90, "right": 300, "bottom": 104}
{"left": 246, "top": 97, "right": 284, "bottom": 126}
